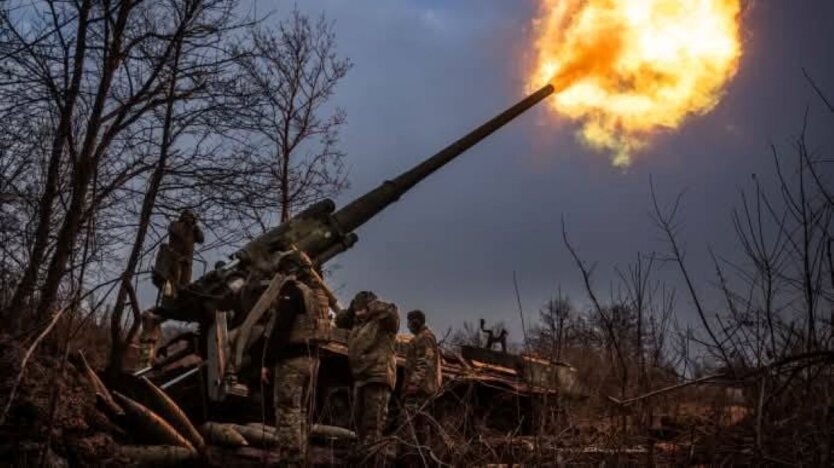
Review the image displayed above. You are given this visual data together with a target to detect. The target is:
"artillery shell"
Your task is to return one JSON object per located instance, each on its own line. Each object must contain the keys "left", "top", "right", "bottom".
{"left": 138, "top": 377, "right": 205, "bottom": 451}
{"left": 94, "top": 392, "right": 126, "bottom": 419}
{"left": 311, "top": 423, "right": 357, "bottom": 440}
{"left": 231, "top": 423, "right": 280, "bottom": 447}
{"left": 113, "top": 391, "right": 195, "bottom": 451}
{"left": 120, "top": 445, "right": 197, "bottom": 465}
{"left": 244, "top": 422, "right": 277, "bottom": 435}
{"left": 77, "top": 351, "right": 124, "bottom": 417}
{"left": 200, "top": 422, "right": 249, "bottom": 447}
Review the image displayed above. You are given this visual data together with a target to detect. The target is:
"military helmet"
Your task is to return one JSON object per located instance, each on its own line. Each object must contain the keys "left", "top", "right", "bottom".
{"left": 180, "top": 208, "right": 196, "bottom": 221}
{"left": 350, "top": 290, "right": 377, "bottom": 311}
{"left": 407, "top": 309, "right": 425, "bottom": 325}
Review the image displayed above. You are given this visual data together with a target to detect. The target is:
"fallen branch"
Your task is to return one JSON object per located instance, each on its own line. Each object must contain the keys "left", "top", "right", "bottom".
{"left": 803, "top": 67, "right": 834, "bottom": 115}
{"left": 0, "top": 277, "right": 120, "bottom": 425}
{"left": 607, "top": 373, "right": 726, "bottom": 406}
{"left": 120, "top": 445, "right": 197, "bottom": 464}
{"left": 609, "top": 351, "right": 834, "bottom": 406}
{"left": 0, "top": 302, "right": 73, "bottom": 425}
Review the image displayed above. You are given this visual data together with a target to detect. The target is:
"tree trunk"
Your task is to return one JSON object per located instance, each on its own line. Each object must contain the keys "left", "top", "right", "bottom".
{"left": 281, "top": 148, "right": 290, "bottom": 221}
{"left": 35, "top": 1, "right": 132, "bottom": 320}
{"left": 4, "top": 0, "right": 92, "bottom": 323}
{"left": 108, "top": 38, "right": 183, "bottom": 374}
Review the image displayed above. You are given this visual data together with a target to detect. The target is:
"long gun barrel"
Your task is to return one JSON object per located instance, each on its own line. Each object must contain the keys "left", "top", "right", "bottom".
{"left": 229, "top": 83, "right": 555, "bottom": 269}
{"left": 333, "top": 83, "right": 555, "bottom": 233}
{"left": 153, "top": 84, "right": 557, "bottom": 401}
{"left": 161, "top": 84, "right": 555, "bottom": 321}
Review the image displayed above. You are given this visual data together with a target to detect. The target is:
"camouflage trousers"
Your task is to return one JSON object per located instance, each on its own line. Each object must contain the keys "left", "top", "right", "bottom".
{"left": 137, "top": 313, "right": 162, "bottom": 369}
{"left": 352, "top": 382, "right": 391, "bottom": 449}
{"left": 273, "top": 355, "right": 317, "bottom": 463}
{"left": 171, "top": 260, "right": 192, "bottom": 288}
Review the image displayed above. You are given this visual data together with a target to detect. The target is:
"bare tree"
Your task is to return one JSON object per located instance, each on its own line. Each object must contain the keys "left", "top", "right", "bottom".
{"left": 228, "top": 9, "right": 352, "bottom": 222}
{"left": 1, "top": 0, "right": 207, "bottom": 321}
{"left": 1, "top": 0, "right": 94, "bottom": 322}
{"left": 532, "top": 291, "right": 573, "bottom": 361}
{"left": 0, "top": 0, "right": 274, "bottom": 332}
{"left": 103, "top": 0, "right": 255, "bottom": 372}
{"left": 449, "top": 320, "right": 483, "bottom": 348}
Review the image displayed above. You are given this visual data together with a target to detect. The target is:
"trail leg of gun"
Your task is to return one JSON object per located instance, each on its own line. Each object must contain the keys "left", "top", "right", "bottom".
{"left": 229, "top": 272, "right": 289, "bottom": 374}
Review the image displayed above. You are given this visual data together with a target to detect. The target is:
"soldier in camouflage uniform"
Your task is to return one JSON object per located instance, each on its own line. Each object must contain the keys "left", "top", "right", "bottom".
{"left": 137, "top": 310, "right": 163, "bottom": 368}
{"left": 400, "top": 310, "right": 441, "bottom": 453}
{"left": 167, "top": 209, "right": 204, "bottom": 288}
{"left": 262, "top": 257, "right": 331, "bottom": 464}
{"left": 138, "top": 210, "right": 204, "bottom": 368}
{"left": 335, "top": 291, "right": 400, "bottom": 455}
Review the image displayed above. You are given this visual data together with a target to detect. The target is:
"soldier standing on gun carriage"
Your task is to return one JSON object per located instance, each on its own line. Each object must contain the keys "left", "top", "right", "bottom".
{"left": 138, "top": 209, "right": 204, "bottom": 368}
{"left": 400, "top": 310, "right": 441, "bottom": 456}
{"left": 335, "top": 291, "right": 400, "bottom": 459}
{"left": 167, "top": 209, "right": 204, "bottom": 288}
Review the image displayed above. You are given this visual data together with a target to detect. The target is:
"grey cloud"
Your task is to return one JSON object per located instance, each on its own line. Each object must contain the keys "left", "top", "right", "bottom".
{"left": 246, "top": 0, "right": 834, "bottom": 339}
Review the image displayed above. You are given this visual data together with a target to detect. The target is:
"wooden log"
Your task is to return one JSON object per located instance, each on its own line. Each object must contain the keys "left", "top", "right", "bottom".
{"left": 241, "top": 422, "right": 356, "bottom": 441}
{"left": 204, "top": 445, "right": 283, "bottom": 465}
{"left": 120, "top": 445, "right": 197, "bottom": 465}
{"left": 138, "top": 377, "right": 205, "bottom": 451}
{"left": 200, "top": 422, "right": 248, "bottom": 447}
{"left": 113, "top": 391, "right": 195, "bottom": 451}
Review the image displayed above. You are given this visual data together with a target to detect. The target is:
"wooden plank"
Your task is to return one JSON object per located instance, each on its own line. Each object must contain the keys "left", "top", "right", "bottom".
{"left": 460, "top": 345, "right": 521, "bottom": 370}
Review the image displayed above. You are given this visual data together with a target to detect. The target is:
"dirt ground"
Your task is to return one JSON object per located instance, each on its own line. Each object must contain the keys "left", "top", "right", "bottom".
{"left": 0, "top": 334, "right": 122, "bottom": 466}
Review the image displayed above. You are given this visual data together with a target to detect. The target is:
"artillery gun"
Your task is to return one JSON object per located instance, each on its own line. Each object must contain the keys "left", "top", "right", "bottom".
{"left": 138, "top": 84, "right": 579, "bottom": 442}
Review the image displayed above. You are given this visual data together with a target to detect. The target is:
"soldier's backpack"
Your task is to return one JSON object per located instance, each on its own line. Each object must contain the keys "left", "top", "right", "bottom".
{"left": 152, "top": 242, "right": 177, "bottom": 290}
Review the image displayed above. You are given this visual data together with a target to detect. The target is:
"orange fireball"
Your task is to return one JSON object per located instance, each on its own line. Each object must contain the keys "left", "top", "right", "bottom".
{"left": 530, "top": 0, "right": 742, "bottom": 166}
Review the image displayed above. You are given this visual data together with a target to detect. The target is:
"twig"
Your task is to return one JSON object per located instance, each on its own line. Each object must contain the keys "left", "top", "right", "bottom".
{"left": 649, "top": 178, "right": 730, "bottom": 366}
{"left": 610, "top": 350, "right": 834, "bottom": 408}
{"left": 0, "top": 301, "right": 71, "bottom": 425}
{"left": 755, "top": 374, "right": 766, "bottom": 455}
{"left": 803, "top": 67, "right": 834, "bottom": 114}
{"left": 512, "top": 270, "right": 529, "bottom": 347}
{"left": 562, "top": 218, "right": 629, "bottom": 390}
{"left": 607, "top": 373, "right": 726, "bottom": 406}
{"left": 0, "top": 276, "right": 121, "bottom": 425}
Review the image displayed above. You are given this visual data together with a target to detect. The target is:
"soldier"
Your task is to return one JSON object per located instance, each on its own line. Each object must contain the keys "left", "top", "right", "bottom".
{"left": 335, "top": 291, "right": 400, "bottom": 456}
{"left": 261, "top": 253, "right": 331, "bottom": 464}
{"left": 139, "top": 210, "right": 204, "bottom": 366}
{"left": 137, "top": 310, "right": 163, "bottom": 369}
{"left": 167, "top": 209, "right": 204, "bottom": 288}
{"left": 401, "top": 310, "right": 441, "bottom": 453}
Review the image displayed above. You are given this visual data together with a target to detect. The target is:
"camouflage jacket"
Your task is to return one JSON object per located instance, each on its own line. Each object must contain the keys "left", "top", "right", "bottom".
{"left": 403, "top": 326, "right": 441, "bottom": 397}
{"left": 168, "top": 219, "right": 204, "bottom": 258}
{"left": 263, "top": 279, "right": 330, "bottom": 362}
{"left": 335, "top": 300, "right": 400, "bottom": 389}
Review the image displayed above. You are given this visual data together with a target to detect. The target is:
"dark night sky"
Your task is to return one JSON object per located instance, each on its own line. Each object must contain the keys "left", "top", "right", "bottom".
{"left": 250, "top": 1, "right": 834, "bottom": 338}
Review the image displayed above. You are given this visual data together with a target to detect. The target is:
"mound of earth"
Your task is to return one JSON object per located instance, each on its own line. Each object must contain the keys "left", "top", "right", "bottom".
{"left": 0, "top": 334, "right": 122, "bottom": 466}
